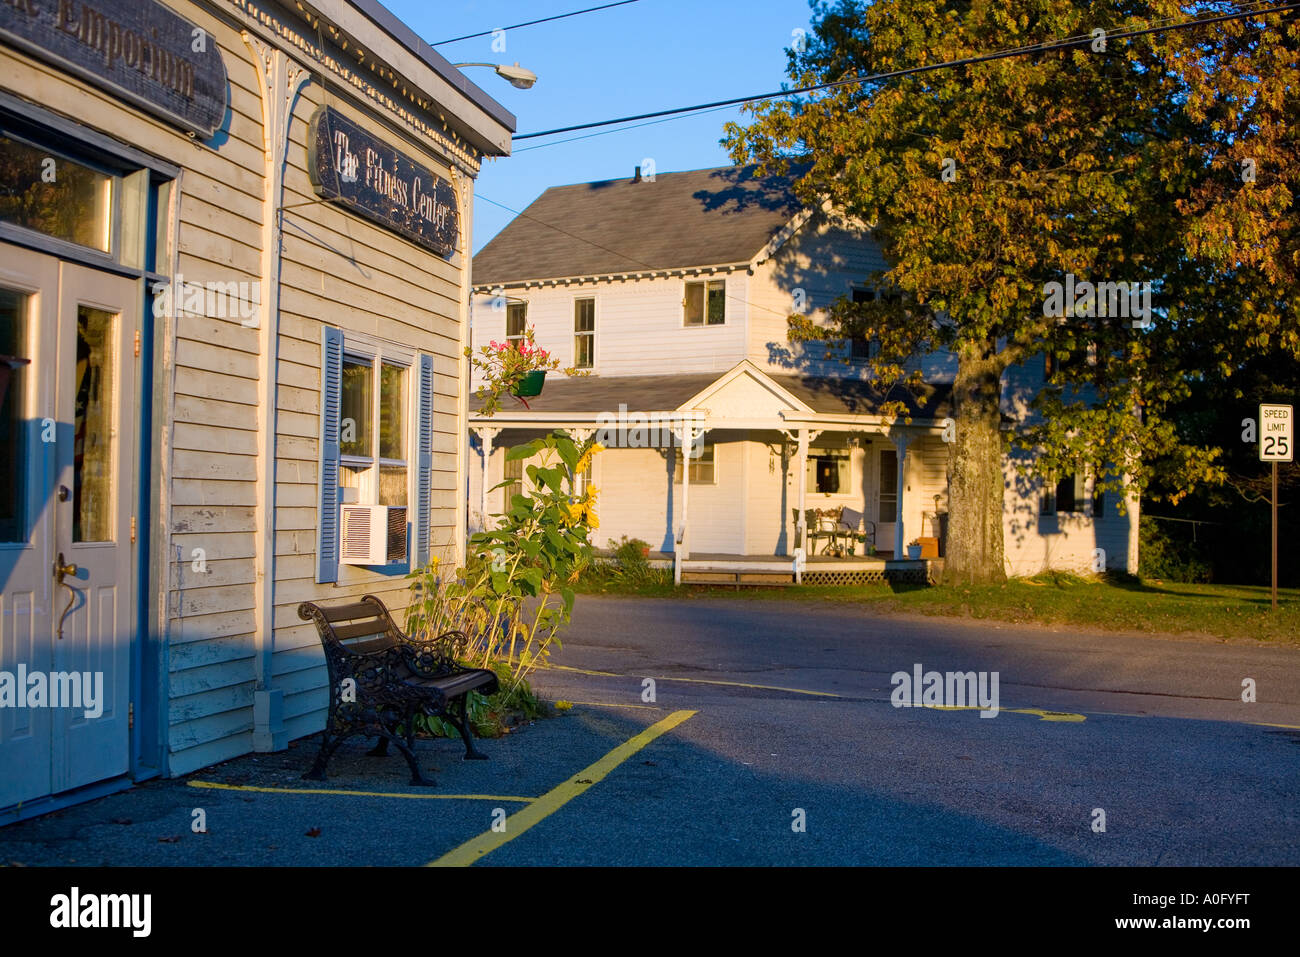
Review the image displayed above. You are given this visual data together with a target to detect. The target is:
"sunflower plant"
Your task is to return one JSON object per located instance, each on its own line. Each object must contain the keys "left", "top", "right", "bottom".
{"left": 407, "top": 430, "right": 601, "bottom": 692}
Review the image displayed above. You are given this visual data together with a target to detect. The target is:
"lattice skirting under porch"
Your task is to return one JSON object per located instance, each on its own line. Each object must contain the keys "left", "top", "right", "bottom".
{"left": 802, "top": 561, "right": 941, "bottom": 586}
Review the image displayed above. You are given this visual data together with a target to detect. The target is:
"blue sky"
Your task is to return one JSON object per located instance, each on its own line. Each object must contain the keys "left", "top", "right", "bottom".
{"left": 384, "top": 0, "right": 818, "bottom": 252}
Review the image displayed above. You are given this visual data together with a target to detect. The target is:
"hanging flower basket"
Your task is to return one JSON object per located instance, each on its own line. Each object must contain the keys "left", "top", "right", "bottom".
{"left": 467, "top": 326, "right": 560, "bottom": 417}
{"left": 512, "top": 369, "right": 547, "bottom": 397}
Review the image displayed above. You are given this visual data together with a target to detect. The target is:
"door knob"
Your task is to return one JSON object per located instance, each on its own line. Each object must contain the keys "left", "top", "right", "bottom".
{"left": 54, "top": 552, "right": 78, "bottom": 581}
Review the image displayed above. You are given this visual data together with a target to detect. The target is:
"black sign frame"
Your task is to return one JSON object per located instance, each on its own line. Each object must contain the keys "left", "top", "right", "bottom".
{"left": 0, "top": 0, "right": 228, "bottom": 139}
{"left": 307, "top": 106, "right": 460, "bottom": 260}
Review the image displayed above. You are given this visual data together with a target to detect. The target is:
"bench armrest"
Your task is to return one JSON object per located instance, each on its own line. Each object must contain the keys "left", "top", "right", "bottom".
{"left": 400, "top": 630, "right": 472, "bottom": 678}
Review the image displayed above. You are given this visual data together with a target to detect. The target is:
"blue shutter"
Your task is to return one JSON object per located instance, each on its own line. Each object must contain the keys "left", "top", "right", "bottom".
{"left": 317, "top": 327, "right": 343, "bottom": 583}
{"left": 415, "top": 353, "right": 435, "bottom": 568}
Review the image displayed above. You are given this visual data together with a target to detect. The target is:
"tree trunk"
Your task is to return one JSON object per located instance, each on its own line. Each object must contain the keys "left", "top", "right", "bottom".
{"left": 943, "top": 343, "right": 1007, "bottom": 585}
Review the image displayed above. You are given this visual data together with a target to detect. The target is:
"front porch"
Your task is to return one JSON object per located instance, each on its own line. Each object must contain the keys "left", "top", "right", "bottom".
{"left": 468, "top": 361, "right": 956, "bottom": 586}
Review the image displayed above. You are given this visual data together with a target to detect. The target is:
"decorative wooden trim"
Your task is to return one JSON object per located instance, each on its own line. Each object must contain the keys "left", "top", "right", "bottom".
{"left": 244, "top": 31, "right": 311, "bottom": 751}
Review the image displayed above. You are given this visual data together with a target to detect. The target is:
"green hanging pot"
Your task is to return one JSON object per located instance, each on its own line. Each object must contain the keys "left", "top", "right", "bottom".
{"left": 512, "top": 370, "right": 547, "bottom": 398}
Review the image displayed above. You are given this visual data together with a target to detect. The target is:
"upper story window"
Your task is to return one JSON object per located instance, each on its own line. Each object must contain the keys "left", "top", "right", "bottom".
{"left": 574, "top": 297, "right": 594, "bottom": 369}
{"left": 506, "top": 301, "right": 527, "bottom": 348}
{"left": 848, "top": 285, "right": 884, "bottom": 361}
{"left": 684, "top": 279, "right": 725, "bottom": 326}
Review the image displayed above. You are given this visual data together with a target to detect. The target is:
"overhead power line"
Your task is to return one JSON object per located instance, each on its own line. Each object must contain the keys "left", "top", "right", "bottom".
{"left": 513, "top": 2, "right": 1300, "bottom": 140}
{"left": 432, "top": 0, "right": 642, "bottom": 46}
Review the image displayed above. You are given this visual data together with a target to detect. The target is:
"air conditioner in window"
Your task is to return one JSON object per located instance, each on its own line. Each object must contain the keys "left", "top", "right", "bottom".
{"left": 339, "top": 505, "right": 407, "bottom": 565}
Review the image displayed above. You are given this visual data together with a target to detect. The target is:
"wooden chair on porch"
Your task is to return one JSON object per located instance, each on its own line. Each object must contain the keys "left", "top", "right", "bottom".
{"left": 835, "top": 507, "right": 876, "bottom": 556}
{"left": 793, "top": 508, "right": 834, "bottom": 555}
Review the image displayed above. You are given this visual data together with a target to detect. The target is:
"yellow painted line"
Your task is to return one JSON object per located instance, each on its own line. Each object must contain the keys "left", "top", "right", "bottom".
{"left": 540, "top": 663, "right": 841, "bottom": 699}
{"left": 1255, "top": 721, "right": 1300, "bottom": 730}
{"left": 427, "top": 709, "right": 697, "bottom": 867}
{"left": 187, "top": 780, "right": 535, "bottom": 802}
{"left": 923, "top": 705, "right": 1086, "bottom": 722}
{"left": 563, "top": 700, "right": 664, "bottom": 710}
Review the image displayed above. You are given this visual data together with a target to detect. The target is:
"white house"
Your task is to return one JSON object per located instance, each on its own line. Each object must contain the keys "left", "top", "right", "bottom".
{"left": 468, "top": 165, "right": 1138, "bottom": 584}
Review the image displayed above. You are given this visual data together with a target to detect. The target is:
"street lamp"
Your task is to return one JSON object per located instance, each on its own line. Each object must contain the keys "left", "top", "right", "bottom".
{"left": 453, "top": 61, "right": 537, "bottom": 90}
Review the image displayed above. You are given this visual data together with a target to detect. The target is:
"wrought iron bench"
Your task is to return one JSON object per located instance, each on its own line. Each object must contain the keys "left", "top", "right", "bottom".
{"left": 297, "top": 595, "right": 499, "bottom": 786}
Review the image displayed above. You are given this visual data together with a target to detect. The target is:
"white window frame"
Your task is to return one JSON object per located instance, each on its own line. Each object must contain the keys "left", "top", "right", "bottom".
{"left": 674, "top": 441, "right": 717, "bottom": 485}
{"left": 338, "top": 332, "right": 415, "bottom": 509}
{"left": 808, "top": 449, "right": 853, "bottom": 497}
{"left": 847, "top": 283, "right": 884, "bottom": 362}
{"left": 505, "top": 300, "right": 527, "bottom": 349}
{"left": 1041, "top": 473, "right": 1086, "bottom": 517}
{"left": 683, "top": 278, "right": 726, "bottom": 327}
{"left": 573, "top": 295, "right": 595, "bottom": 369}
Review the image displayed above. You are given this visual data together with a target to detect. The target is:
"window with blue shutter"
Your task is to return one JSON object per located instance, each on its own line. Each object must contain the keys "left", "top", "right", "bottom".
{"left": 415, "top": 353, "right": 434, "bottom": 568}
{"left": 317, "top": 327, "right": 343, "bottom": 583}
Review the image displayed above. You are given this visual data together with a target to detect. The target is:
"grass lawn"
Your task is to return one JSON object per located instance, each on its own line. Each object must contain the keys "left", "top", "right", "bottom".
{"left": 574, "top": 571, "right": 1300, "bottom": 645}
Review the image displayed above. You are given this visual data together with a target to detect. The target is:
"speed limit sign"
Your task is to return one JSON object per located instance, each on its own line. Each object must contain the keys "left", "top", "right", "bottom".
{"left": 1259, "top": 404, "right": 1293, "bottom": 462}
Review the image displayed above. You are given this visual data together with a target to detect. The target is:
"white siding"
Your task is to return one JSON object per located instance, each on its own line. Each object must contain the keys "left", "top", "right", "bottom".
{"left": 0, "top": 3, "right": 487, "bottom": 777}
{"left": 472, "top": 272, "right": 748, "bottom": 381}
{"left": 747, "top": 214, "right": 959, "bottom": 382}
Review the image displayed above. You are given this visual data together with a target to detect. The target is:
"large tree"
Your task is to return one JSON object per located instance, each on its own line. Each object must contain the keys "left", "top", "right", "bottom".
{"left": 726, "top": 0, "right": 1299, "bottom": 584}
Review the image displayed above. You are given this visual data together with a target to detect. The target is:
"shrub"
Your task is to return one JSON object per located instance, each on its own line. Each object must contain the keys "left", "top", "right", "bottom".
{"left": 1139, "top": 516, "right": 1213, "bottom": 583}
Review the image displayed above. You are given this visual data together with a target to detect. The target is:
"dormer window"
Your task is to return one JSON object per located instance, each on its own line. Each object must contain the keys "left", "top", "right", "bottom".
{"left": 684, "top": 279, "right": 726, "bottom": 326}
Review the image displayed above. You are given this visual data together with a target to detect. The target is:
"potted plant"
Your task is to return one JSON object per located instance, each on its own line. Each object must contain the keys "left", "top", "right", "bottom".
{"left": 906, "top": 539, "right": 923, "bottom": 560}
{"left": 467, "top": 326, "right": 561, "bottom": 414}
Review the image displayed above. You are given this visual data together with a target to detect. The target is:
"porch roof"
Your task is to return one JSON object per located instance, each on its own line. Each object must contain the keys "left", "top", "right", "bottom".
{"left": 469, "top": 368, "right": 955, "bottom": 424}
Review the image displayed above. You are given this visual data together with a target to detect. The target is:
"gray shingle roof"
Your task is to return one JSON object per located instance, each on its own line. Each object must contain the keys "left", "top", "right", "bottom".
{"left": 472, "top": 165, "right": 803, "bottom": 286}
{"left": 770, "top": 375, "right": 953, "bottom": 419}
{"left": 470, "top": 373, "right": 721, "bottom": 414}
{"left": 470, "top": 372, "right": 953, "bottom": 420}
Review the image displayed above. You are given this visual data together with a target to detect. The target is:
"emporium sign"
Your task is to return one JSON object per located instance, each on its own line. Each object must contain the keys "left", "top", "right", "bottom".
{"left": 308, "top": 106, "right": 459, "bottom": 259}
{"left": 0, "top": 0, "right": 228, "bottom": 138}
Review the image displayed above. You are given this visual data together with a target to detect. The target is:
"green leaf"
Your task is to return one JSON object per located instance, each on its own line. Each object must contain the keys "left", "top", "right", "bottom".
{"left": 506, "top": 440, "right": 543, "bottom": 462}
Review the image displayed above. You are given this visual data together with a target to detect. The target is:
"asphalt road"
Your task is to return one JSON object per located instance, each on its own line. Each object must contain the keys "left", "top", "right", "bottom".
{"left": 499, "top": 595, "right": 1300, "bottom": 866}
{"left": 1, "top": 595, "right": 1296, "bottom": 866}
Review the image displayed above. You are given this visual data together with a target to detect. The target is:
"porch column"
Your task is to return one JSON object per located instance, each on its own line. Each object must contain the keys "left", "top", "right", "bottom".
{"left": 894, "top": 432, "right": 911, "bottom": 559}
{"left": 570, "top": 428, "right": 596, "bottom": 494}
{"left": 674, "top": 423, "right": 705, "bottom": 581}
{"left": 475, "top": 426, "right": 498, "bottom": 532}
{"left": 795, "top": 428, "right": 809, "bottom": 555}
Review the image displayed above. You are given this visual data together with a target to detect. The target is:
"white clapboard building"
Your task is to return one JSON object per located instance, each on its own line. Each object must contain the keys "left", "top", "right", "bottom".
{"left": 0, "top": 0, "right": 511, "bottom": 820}
{"left": 468, "top": 165, "right": 1139, "bottom": 585}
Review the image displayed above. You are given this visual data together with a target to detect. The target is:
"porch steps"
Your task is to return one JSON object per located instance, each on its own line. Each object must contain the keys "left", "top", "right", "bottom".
{"left": 680, "top": 570, "right": 792, "bottom": 587}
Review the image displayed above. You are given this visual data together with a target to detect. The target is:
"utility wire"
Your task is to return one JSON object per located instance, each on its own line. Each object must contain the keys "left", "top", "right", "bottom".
{"left": 514, "top": 1, "right": 1300, "bottom": 140}
{"left": 432, "top": 0, "right": 641, "bottom": 45}
{"left": 511, "top": 104, "right": 737, "bottom": 153}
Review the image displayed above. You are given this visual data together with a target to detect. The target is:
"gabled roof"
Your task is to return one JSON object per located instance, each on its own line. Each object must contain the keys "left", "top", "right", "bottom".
{"left": 472, "top": 165, "right": 804, "bottom": 286}
{"left": 469, "top": 367, "right": 954, "bottom": 422}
